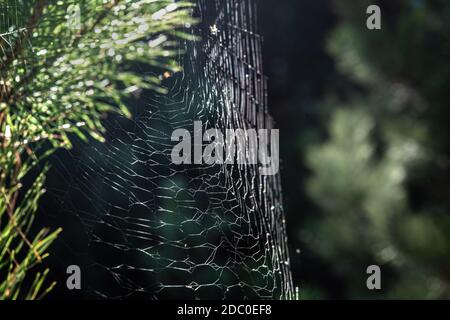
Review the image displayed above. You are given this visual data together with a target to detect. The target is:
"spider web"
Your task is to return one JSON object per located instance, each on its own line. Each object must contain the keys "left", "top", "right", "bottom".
{"left": 44, "top": 0, "right": 294, "bottom": 300}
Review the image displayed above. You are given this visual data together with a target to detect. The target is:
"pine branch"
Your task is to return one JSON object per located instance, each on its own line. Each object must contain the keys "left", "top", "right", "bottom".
{"left": 0, "top": 0, "right": 197, "bottom": 300}
{"left": 9, "top": 1, "right": 120, "bottom": 105}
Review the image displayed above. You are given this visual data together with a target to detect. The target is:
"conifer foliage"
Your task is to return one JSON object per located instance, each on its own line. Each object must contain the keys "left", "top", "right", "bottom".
{"left": 0, "top": 0, "right": 195, "bottom": 299}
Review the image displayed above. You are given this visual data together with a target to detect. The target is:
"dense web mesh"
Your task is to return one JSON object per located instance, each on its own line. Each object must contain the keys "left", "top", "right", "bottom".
{"left": 44, "top": 0, "right": 294, "bottom": 299}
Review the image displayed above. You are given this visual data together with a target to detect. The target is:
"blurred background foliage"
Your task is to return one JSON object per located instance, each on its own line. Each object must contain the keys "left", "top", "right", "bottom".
{"left": 260, "top": 0, "right": 450, "bottom": 299}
